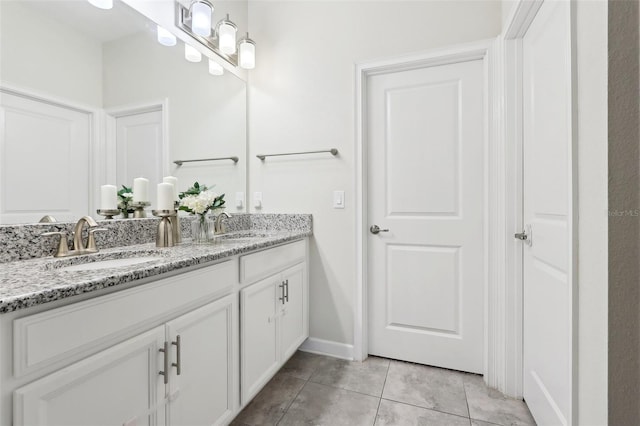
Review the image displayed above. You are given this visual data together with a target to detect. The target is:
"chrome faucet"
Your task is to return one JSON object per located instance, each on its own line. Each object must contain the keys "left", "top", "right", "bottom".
{"left": 214, "top": 212, "right": 231, "bottom": 235}
{"left": 42, "top": 215, "right": 108, "bottom": 257}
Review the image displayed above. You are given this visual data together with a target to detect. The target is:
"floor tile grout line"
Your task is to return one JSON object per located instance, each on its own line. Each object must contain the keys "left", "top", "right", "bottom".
{"left": 380, "top": 396, "right": 472, "bottom": 421}
{"left": 276, "top": 360, "right": 319, "bottom": 425}
{"left": 372, "top": 358, "right": 392, "bottom": 425}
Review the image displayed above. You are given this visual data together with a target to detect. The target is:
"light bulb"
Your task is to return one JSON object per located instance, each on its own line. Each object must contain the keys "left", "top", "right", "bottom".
{"left": 191, "top": 1, "right": 212, "bottom": 37}
{"left": 218, "top": 16, "right": 237, "bottom": 55}
{"left": 208, "top": 59, "right": 224, "bottom": 76}
{"left": 157, "top": 26, "right": 176, "bottom": 47}
{"left": 239, "top": 37, "right": 255, "bottom": 69}
{"left": 88, "top": 0, "right": 113, "bottom": 9}
{"left": 185, "top": 44, "right": 202, "bottom": 62}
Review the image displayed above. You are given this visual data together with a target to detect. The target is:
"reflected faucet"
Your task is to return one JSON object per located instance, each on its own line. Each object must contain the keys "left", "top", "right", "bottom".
{"left": 214, "top": 212, "right": 232, "bottom": 235}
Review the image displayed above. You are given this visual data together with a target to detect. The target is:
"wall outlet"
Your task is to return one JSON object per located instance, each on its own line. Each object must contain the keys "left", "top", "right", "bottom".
{"left": 235, "top": 192, "right": 244, "bottom": 209}
{"left": 253, "top": 192, "right": 262, "bottom": 209}
{"left": 333, "top": 190, "right": 345, "bottom": 209}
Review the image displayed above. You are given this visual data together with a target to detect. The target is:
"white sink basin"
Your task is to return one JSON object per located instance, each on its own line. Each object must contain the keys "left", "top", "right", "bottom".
{"left": 58, "top": 256, "right": 164, "bottom": 272}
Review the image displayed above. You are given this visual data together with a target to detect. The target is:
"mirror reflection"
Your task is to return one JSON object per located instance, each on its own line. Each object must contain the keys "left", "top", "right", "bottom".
{"left": 0, "top": 0, "right": 247, "bottom": 224}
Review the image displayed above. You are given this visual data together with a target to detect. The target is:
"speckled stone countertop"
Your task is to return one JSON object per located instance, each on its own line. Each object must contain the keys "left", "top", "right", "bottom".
{"left": 0, "top": 229, "right": 311, "bottom": 314}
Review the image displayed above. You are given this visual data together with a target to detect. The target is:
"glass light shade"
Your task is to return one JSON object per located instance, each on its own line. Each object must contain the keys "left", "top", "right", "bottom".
{"left": 88, "top": 0, "right": 113, "bottom": 9}
{"left": 239, "top": 40, "right": 255, "bottom": 69}
{"left": 218, "top": 21, "right": 237, "bottom": 55}
{"left": 191, "top": 1, "right": 212, "bottom": 37}
{"left": 185, "top": 44, "right": 202, "bottom": 62}
{"left": 208, "top": 59, "right": 224, "bottom": 76}
{"left": 157, "top": 26, "right": 176, "bottom": 47}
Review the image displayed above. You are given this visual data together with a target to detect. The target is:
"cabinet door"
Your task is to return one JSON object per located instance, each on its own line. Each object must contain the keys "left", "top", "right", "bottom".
{"left": 166, "top": 295, "right": 237, "bottom": 426}
{"left": 14, "top": 327, "right": 166, "bottom": 426}
{"left": 240, "top": 277, "right": 279, "bottom": 404}
{"left": 280, "top": 263, "right": 308, "bottom": 361}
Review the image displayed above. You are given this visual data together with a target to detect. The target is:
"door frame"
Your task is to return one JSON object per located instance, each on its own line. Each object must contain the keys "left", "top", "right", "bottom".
{"left": 104, "top": 99, "right": 170, "bottom": 186}
{"left": 354, "top": 39, "right": 505, "bottom": 384}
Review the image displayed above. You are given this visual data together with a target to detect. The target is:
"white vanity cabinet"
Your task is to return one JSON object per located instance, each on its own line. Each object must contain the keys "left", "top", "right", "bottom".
{"left": 240, "top": 240, "right": 308, "bottom": 404}
{"left": 8, "top": 260, "right": 239, "bottom": 426}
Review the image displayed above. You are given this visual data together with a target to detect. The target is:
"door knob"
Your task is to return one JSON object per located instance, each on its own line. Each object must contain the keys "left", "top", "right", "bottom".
{"left": 514, "top": 231, "right": 527, "bottom": 240}
{"left": 514, "top": 224, "right": 532, "bottom": 246}
{"left": 370, "top": 225, "right": 389, "bottom": 235}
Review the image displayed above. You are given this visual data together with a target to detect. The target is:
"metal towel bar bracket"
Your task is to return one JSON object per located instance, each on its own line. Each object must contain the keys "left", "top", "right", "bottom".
{"left": 256, "top": 149, "right": 338, "bottom": 161}
{"left": 174, "top": 157, "right": 239, "bottom": 166}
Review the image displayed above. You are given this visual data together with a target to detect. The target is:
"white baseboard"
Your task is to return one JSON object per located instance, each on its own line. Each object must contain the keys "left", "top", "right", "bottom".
{"left": 299, "top": 337, "right": 354, "bottom": 360}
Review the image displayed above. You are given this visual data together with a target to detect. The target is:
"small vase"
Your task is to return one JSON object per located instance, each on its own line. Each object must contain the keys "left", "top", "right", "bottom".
{"left": 191, "top": 215, "right": 214, "bottom": 244}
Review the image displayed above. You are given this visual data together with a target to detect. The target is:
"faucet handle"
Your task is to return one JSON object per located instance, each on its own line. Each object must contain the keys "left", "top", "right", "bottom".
{"left": 87, "top": 228, "right": 108, "bottom": 251}
{"left": 41, "top": 231, "right": 69, "bottom": 257}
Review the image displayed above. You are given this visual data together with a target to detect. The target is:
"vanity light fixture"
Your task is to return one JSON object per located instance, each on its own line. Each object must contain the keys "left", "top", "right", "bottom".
{"left": 208, "top": 59, "right": 224, "bottom": 76}
{"left": 88, "top": 0, "right": 113, "bottom": 10}
{"left": 157, "top": 26, "right": 177, "bottom": 47}
{"left": 217, "top": 14, "right": 237, "bottom": 55}
{"left": 190, "top": 0, "right": 214, "bottom": 37}
{"left": 176, "top": 1, "right": 255, "bottom": 68}
{"left": 238, "top": 34, "right": 256, "bottom": 70}
{"left": 185, "top": 44, "right": 202, "bottom": 62}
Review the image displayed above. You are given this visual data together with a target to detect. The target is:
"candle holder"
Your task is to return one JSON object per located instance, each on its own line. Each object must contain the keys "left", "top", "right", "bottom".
{"left": 169, "top": 201, "right": 182, "bottom": 244}
{"left": 152, "top": 210, "right": 175, "bottom": 247}
{"left": 96, "top": 209, "right": 121, "bottom": 220}
{"left": 131, "top": 201, "right": 151, "bottom": 218}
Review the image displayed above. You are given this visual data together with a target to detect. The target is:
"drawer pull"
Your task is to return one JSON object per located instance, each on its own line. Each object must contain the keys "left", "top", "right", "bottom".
{"left": 278, "top": 282, "right": 285, "bottom": 304}
{"left": 159, "top": 341, "right": 169, "bottom": 384}
{"left": 172, "top": 335, "right": 181, "bottom": 375}
{"left": 284, "top": 279, "right": 289, "bottom": 303}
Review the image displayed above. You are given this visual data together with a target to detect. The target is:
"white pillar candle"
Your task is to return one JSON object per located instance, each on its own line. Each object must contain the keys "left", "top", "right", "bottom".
{"left": 100, "top": 185, "right": 118, "bottom": 210}
{"left": 163, "top": 176, "right": 179, "bottom": 201}
{"left": 157, "top": 183, "right": 175, "bottom": 211}
{"left": 132, "top": 177, "right": 149, "bottom": 203}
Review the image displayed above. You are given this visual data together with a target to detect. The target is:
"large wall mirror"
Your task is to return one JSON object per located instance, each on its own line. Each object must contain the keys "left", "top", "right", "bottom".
{"left": 0, "top": 0, "right": 247, "bottom": 224}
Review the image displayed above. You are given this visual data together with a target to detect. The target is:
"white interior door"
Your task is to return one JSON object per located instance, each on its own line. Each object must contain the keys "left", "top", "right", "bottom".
{"left": 367, "top": 58, "right": 485, "bottom": 373}
{"left": 521, "top": 1, "right": 574, "bottom": 425}
{"left": 0, "top": 91, "right": 90, "bottom": 223}
{"left": 115, "top": 109, "right": 163, "bottom": 206}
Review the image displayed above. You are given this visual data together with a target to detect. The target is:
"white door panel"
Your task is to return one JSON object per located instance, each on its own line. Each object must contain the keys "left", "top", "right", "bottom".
{"left": 522, "top": 1, "right": 574, "bottom": 424}
{"left": 0, "top": 92, "right": 90, "bottom": 223}
{"left": 368, "top": 59, "right": 485, "bottom": 373}
{"left": 116, "top": 110, "right": 163, "bottom": 205}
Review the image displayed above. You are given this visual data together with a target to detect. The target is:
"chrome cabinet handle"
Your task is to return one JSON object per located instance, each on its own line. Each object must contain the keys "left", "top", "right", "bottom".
{"left": 284, "top": 279, "right": 289, "bottom": 303}
{"left": 514, "top": 231, "right": 527, "bottom": 240}
{"left": 159, "top": 341, "right": 169, "bottom": 384}
{"left": 172, "top": 335, "right": 181, "bottom": 375}
{"left": 370, "top": 225, "right": 389, "bottom": 235}
{"left": 278, "top": 283, "right": 285, "bottom": 304}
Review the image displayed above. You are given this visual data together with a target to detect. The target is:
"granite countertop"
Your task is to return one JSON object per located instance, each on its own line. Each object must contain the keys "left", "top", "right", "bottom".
{"left": 0, "top": 230, "right": 310, "bottom": 314}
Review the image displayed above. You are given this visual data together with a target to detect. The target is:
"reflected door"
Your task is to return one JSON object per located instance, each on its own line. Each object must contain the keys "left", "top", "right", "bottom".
{"left": 0, "top": 92, "right": 90, "bottom": 223}
{"left": 367, "top": 58, "right": 485, "bottom": 373}
{"left": 115, "top": 109, "right": 163, "bottom": 206}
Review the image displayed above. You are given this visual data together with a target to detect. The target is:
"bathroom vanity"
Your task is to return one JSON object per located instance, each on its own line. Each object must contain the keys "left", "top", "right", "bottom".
{"left": 0, "top": 222, "right": 310, "bottom": 425}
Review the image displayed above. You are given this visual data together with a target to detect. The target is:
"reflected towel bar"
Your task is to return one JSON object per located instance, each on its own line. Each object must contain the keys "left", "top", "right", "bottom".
{"left": 174, "top": 157, "right": 239, "bottom": 166}
{"left": 256, "top": 149, "right": 338, "bottom": 161}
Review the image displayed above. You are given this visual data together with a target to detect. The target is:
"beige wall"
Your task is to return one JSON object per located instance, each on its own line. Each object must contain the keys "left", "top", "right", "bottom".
{"left": 608, "top": 0, "right": 640, "bottom": 424}
{"left": 248, "top": 0, "right": 501, "bottom": 347}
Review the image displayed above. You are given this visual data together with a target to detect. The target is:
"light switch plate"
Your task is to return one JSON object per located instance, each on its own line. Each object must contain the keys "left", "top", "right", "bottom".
{"left": 333, "top": 190, "right": 345, "bottom": 209}
{"left": 235, "top": 192, "right": 244, "bottom": 209}
{"left": 253, "top": 192, "right": 262, "bottom": 209}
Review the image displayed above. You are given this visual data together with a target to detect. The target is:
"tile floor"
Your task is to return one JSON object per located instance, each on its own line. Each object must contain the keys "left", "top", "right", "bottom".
{"left": 232, "top": 351, "right": 536, "bottom": 426}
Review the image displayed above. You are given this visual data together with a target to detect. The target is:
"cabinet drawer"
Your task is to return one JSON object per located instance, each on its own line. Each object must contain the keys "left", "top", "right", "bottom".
{"left": 13, "top": 259, "right": 236, "bottom": 378}
{"left": 240, "top": 240, "right": 306, "bottom": 284}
